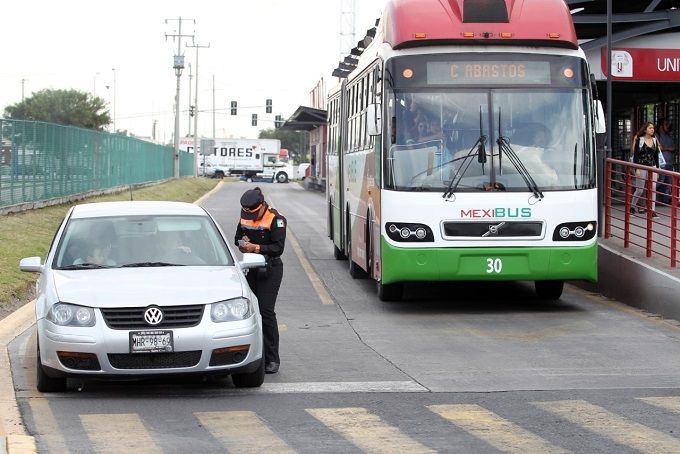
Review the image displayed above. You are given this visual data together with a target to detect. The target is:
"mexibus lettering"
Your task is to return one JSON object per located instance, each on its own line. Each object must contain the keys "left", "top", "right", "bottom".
{"left": 217, "top": 147, "right": 254, "bottom": 158}
{"left": 460, "top": 208, "right": 532, "bottom": 218}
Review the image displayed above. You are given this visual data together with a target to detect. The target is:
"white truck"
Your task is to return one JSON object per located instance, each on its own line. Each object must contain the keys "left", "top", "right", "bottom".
{"left": 180, "top": 138, "right": 294, "bottom": 183}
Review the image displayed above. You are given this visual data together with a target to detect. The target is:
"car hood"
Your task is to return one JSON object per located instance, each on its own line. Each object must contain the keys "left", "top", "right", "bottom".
{"left": 52, "top": 266, "right": 246, "bottom": 308}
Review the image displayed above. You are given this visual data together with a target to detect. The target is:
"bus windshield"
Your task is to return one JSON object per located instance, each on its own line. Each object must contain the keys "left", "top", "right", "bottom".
{"left": 384, "top": 55, "right": 595, "bottom": 193}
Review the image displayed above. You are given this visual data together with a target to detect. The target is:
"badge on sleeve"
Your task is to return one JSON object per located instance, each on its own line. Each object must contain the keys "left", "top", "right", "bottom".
{"left": 276, "top": 219, "right": 285, "bottom": 228}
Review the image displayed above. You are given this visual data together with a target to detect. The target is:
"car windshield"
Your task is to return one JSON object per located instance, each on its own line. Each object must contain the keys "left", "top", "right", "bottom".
{"left": 53, "top": 214, "right": 234, "bottom": 269}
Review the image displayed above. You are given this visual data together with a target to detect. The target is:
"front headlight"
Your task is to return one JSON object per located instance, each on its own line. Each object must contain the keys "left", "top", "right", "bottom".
{"left": 211, "top": 298, "right": 253, "bottom": 322}
{"left": 47, "top": 303, "right": 96, "bottom": 327}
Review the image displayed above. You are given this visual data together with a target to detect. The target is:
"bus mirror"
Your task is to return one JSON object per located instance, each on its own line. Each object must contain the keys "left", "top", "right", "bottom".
{"left": 366, "top": 103, "right": 382, "bottom": 136}
{"left": 594, "top": 100, "right": 606, "bottom": 134}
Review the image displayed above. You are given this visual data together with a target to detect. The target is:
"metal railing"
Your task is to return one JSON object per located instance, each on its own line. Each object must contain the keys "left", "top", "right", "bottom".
{"left": 1, "top": 119, "right": 194, "bottom": 208}
{"left": 604, "top": 158, "right": 679, "bottom": 267}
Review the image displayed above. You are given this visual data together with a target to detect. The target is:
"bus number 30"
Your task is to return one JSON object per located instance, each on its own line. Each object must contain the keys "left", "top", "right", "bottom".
{"left": 486, "top": 258, "right": 503, "bottom": 273}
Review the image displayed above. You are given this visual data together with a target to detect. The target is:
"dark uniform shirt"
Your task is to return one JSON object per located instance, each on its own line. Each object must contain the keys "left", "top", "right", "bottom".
{"left": 235, "top": 206, "right": 287, "bottom": 259}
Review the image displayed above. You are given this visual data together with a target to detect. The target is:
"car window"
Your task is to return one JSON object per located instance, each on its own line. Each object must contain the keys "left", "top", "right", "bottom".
{"left": 53, "top": 214, "right": 234, "bottom": 268}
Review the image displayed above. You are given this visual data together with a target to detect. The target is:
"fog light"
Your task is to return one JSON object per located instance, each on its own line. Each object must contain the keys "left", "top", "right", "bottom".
{"left": 389, "top": 224, "right": 398, "bottom": 233}
{"left": 415, "top": 228, "right": 427, "bottom": 239}
{"left": 400, "top": 228, "right": 411, "bottom": 239}
{"left": 559, "top": 227, "right": 570, "bottom": 238}
{"left": 574, "top": 226, "right": 585, "bottom": 237}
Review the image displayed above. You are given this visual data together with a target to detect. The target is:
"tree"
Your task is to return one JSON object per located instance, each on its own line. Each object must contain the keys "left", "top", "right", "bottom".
{"left": 4, "top": 89, "right": 111, "bottom": 131}
{"left": 258, "top": 128, "right": 308, "bottom": 164}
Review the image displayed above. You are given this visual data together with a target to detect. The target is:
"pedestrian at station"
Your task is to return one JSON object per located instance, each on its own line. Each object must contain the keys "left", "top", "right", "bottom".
{"left": 630, "top": 122, "right": 661, "bottom": 217}
{"left": 235, "top": 187, "right": 287, "bottom": 374}
{"left": 656, "top": 118, "right": 676, "bottom": 205}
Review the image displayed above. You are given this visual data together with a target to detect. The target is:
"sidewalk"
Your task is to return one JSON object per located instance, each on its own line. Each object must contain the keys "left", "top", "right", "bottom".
{"left": 588, "top": 203, "right": 680, "bottom": 323}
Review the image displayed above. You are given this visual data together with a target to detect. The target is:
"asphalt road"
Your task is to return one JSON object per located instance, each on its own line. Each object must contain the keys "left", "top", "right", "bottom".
{"left": 9, "top": 181, "right": 680, "bottom": 453}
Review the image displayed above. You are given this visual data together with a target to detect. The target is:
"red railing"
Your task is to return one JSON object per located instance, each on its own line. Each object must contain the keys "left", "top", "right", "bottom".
{"left": 604, "top": 158, "right": 679, "bottom": 267}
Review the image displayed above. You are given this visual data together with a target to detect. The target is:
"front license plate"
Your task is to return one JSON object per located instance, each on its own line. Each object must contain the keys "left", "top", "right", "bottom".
{"left": 129, "top": 330, "right": 173, "bottom": 353}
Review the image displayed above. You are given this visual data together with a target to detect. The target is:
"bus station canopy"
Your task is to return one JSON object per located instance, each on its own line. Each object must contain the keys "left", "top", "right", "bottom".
{"left": 279, "top": 106, "right": 327, "bottom": 132}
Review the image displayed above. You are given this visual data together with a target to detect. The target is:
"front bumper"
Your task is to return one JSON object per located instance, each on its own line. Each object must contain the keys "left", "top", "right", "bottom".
{"left": 38, "top": 308, "right": 263, "bottom": 378}
{"left": 381, "top": 240, "right": 598, "bottom": 284}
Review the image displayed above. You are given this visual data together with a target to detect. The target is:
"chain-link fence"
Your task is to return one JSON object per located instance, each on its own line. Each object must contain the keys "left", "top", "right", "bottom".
{"left": 0, "top": 119, "right": 193, "bottom": 208}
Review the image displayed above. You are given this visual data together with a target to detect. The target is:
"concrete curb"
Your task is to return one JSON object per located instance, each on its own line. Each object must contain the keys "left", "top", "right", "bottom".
{"left": 0, "top": 302, "right": 37, "bottom": 453}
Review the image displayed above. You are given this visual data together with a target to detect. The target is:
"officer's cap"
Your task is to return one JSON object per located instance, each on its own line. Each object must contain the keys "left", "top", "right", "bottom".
{"left": 240, "top": 187, "right": 265, "bottom": 220}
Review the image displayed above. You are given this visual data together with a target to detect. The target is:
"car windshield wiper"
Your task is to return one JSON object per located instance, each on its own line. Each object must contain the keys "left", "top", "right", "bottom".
{"left": 443, "top": 106, "right": 488, "bottom": 199}
{"left": 120, "top": 262, "right": 184, "bottom": 267}
{"left": 58, "top": 263, "right": 114, "bottom": 270}
{"left": 496, "top": 108, "right": 544, "bottom": 201}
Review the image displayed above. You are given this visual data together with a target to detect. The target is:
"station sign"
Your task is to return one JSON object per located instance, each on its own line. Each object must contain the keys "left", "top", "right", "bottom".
{"left": 601, "top": 48, "right": 680, "bottom": 81}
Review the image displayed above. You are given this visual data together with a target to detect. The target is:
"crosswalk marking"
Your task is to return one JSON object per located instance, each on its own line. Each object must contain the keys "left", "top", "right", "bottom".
{"left": 194, "top": 411, "right": 295, "bottom": 453}
{"left": 80, "top": 413, "right": 161, "bottom": 454}
{"left": 27, "top": 399, "right": 68, "bottom": 453}
{"left": 534, "top": 400, "right": 680, "bottom": 454}
{"left": 638, "top": 396, "right": 680, "bottom": 413}
{"left": 306, "top": 407, "right": 435, "bottom": 454}
{"left": 428, "top": 404, "right": 566, "bottom": 453}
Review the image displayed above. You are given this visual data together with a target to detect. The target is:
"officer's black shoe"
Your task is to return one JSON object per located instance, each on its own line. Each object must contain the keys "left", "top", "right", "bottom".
{"left": 265, "top": 362, "right": 279, "bottom": 374}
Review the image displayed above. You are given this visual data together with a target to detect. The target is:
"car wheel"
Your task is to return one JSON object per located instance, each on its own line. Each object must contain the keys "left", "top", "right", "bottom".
{"left": 276, "top": 172, "right": 288, "bottom": 183}
{"left": 535, "top": 280, "right": 564, "bottom": 300}
{"left": 231, "top": 358, "right": 265, "bottom": 388}
{"left": 377, "top": 281, "right": 403, "bottom": 301}
{"left": 36, "top": 345, "right": 67, "bottom": 393}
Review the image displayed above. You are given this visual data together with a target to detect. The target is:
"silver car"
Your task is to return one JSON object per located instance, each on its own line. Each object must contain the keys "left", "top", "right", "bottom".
{"left": 20, "top": 201, "right": 266, "bottom": 392}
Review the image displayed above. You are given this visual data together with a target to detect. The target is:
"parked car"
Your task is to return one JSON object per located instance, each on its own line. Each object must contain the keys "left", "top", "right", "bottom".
{"left": 20, "top": 201, "right": 267, "bottom": 392}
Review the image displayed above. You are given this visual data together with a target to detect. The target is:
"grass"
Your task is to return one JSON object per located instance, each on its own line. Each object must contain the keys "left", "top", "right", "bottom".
{"left": 0, "top": 178, "right": 220, "bottom": 311}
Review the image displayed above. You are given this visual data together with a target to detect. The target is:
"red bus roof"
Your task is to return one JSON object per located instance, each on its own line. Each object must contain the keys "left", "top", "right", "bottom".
{"left": 382, "top": 0, "right": 578, "bottom": 50}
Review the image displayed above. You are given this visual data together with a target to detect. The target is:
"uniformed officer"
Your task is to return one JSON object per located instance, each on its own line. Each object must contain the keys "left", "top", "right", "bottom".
{"left": 235, "top": 187, "right": 286, "bottom": 374}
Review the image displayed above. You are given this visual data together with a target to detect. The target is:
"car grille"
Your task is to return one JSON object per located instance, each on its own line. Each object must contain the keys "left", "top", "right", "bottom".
{"left": 108, "top": 351, "right": 202, "bottom": 369}
{"left": 101, "top": 305, "right": 205, "bottom": 329}
{"left": 442, "top": 221, "right": 544, "bottom": 238}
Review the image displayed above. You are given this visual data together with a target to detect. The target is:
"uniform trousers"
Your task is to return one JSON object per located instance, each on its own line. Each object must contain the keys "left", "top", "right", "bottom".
{"left": 246, "top": 259, "right": 283, "bottom": 364}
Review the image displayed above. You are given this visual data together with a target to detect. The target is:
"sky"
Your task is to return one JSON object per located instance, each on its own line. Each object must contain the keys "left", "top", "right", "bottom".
{"left": 1, "top": 0, "right": 386, "bottom": 143}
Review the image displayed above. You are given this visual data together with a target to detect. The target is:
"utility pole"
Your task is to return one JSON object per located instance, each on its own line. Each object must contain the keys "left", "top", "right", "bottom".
{"left": 187, "top": 41, "right": 210, "bottom": 177}
{"left": 165, "top": 17, "right": 195, "bottom": 178}
{"left": 212, "top": 74, "right": 216, "bottom": 140}
{"left": 21, "top": 79, "right": 26, "bottom": 101}
{"left": 187, "top": 63, "right": 192, "bottom": 137}
{"left": 111, "top": 68, "right": 116, "bottom": 132}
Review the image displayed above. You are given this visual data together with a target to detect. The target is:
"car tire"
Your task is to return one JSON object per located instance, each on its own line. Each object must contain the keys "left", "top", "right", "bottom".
{"left": 36, "top": 345, "right": 67, "bottom": 393}
{"left": 231, "top": 358, "right": 265, "bottom": 388}
{"left": 535, "top": 280, "right": 564, "bottom": 300}
{"left": 377, "top": 281, "right": 403, "bottom": 302}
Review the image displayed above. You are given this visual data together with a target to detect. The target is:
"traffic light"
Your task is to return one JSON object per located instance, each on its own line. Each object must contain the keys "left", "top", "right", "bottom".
{"left": 189, "top": 105, "right": 195, "bottom": 117}
{"left": 230, "top": 101, "right": 237, "bottom": 115}
{"left": 251, "top": 113, "right": 258, "bottom": 126}
{"left": 266, "top": 99, "right": 272, "bottom": 113}
{"left": 275, "top": 115, "right": 283, "bottom": 128}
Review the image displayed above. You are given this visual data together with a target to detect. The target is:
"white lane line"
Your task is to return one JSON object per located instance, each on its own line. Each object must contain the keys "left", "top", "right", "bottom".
{"left": 195, "top": 411, "right": 295, "bottom": 453}
{"left": 27, "top": 399, "right": 68, "bottom": 453}
{"left": 287, "top": 230, "right": 335, "bottom": 305}
{"left": 428, "top": 404, "right": 566, "bottom": 453}
{"left": 307, "top": 407, "right": 435, "bottom": 454}
{"left": 80, "top": 413, "right": 161, "bottom": 454}
{"left": 638, "top": 396, "right": 680, "bottom": 413}
{"left": 534, "top": 400, "right": 680, "bottom": 454}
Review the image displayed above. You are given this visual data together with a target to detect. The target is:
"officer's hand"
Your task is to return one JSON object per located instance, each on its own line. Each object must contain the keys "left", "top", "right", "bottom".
{"left": 240, "top": 242, "right": 258, "bottom": 253}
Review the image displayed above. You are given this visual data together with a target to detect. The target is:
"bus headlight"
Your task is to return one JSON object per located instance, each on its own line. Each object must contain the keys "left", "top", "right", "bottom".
{"left": 552, "top": 221, "right": 597, "bottom": 241}
{"left": 385, "top": 223, "right": 434, "bottom": 242}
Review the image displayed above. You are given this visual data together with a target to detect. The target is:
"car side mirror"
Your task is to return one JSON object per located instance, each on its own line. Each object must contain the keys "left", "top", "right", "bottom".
{"left": 239, "top": 253, "right": 267, "bottom": 269}
{"left": 594, "top": 100, "right": 606, "bottom": 134}
{"left": 19, "top": 256, "right": 44, "bottom": 273}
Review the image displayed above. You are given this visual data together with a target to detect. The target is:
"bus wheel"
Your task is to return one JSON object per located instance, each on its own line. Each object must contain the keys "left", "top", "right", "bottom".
{"left": 377, "top": 281, "right": 403, "bottom": 302}
{"left": 334, "top": 245, "right": 346, "bottom": 260}
{"left": 347, "top": 216, "right": 366, "bottom": 279}
{"left": 276, "top": 172, "right": 288, "bottom": 183}
{"left": 535, "top": 280, "right": 564, "bottom": 300}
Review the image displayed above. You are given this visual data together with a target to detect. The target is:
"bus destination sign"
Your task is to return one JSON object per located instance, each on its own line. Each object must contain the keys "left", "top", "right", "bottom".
{"left": 427, "top": 61, "right": 551, "bottom": 85}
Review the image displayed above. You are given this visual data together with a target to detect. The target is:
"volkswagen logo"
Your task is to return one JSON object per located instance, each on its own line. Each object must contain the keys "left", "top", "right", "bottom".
{"left": 144, "top": 307, "right": 164, "bottom": 326}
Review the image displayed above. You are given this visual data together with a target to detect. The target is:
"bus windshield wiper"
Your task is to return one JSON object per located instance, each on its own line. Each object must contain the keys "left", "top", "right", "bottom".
{"left": 496, "top": 108, "right": 544, "bottom": 201}
{"left": 443, "top": 106, "right": 487, "bottom": 199}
